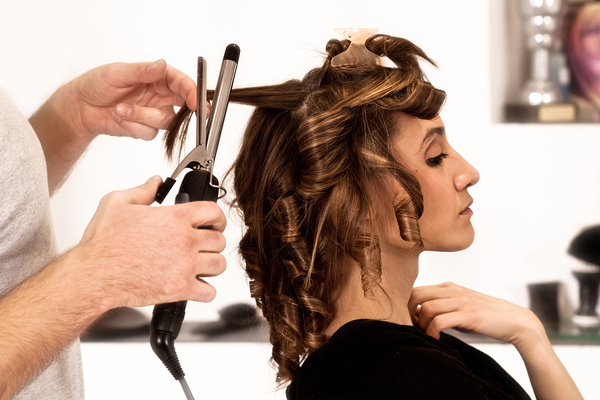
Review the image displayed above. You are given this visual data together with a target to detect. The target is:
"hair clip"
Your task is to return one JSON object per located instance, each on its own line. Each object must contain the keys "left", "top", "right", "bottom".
{"left": 331, "top": 28, "right": 388, "bottom": 67}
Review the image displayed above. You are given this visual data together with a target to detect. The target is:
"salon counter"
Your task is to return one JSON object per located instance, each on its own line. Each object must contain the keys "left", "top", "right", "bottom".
{"left": 81, "top": 321, "right": 598, "bottom": 399}
{"left": 81, "top": 306, "right": 600, "bottom": 346}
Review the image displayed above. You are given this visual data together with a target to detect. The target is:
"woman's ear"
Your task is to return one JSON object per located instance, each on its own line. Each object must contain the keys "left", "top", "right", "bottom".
{"left": 368, "top": 175, "right": 423, "bottom": 252}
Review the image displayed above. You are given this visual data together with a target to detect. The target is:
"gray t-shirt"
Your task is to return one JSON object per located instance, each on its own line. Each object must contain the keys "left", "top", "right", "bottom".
{"left": 0, "top": 89, "right": 84, "bottom": 399}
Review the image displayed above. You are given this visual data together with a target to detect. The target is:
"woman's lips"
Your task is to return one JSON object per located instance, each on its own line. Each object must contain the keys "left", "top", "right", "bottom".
{"left": 460, "top": 200, "right": 473, "bottom": 216}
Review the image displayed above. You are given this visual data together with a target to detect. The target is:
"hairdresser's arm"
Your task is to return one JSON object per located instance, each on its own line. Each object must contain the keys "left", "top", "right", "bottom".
{"left": 408, "top": 283, "right": 583, "bottom": 400}
{"left": 29, "top": 59, "right": 197, "bottom": 195}
{"left": 0, "top": 176, "right": 226, "bottom": 400}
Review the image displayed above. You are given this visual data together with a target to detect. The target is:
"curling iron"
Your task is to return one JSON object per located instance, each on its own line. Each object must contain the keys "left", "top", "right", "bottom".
{"left": 150, "top": 43, "right": 240, "bottom": 400}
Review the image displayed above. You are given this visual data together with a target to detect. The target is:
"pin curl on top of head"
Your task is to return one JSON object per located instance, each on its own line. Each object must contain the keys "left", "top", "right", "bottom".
{"left": 331, "top": 28, "right": 388, "bottom": 67}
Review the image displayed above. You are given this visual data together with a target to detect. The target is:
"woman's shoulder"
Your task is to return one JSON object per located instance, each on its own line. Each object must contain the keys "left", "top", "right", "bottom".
{"left": 287, "top": 320, "right": 499, "bottom": 400}
{"left": 322, "top": 319, "right": 460, "bottom": 358}
{"left": 321, "top": 319, "right": 466, "bottom": 359}
{"left": 288, "top": 320, "right": 528, "bottom": 400}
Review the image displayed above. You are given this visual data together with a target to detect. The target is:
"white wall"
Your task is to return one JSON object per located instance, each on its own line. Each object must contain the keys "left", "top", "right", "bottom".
{"left": 1, "top": 0, "right": 598, "bottom": 397}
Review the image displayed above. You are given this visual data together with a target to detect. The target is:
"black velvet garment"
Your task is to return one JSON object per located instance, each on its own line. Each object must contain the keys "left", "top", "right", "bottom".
{"left": 286, "top": 320, "right": 531, "bottom": 400}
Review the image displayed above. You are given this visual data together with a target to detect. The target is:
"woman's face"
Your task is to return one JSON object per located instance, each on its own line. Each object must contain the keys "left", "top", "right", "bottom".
{"left": 580, "top": 21, "right": 600, "bottom": 81}
{"left": 390, "top": 114, "right": 479, "bottom": 252}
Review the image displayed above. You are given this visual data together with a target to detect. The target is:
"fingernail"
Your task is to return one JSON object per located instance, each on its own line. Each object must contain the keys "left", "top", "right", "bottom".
{"left": 146, "top": 175, "right": 162, "bottom": 184}
{"left": 111, "top": 110, "right": 122, "bottom": 123}
{"left": 148, "top": 59, "right": 162, "bottom": 71}
{"left": 115, "top": 104, "right": 132, "bottom": 119}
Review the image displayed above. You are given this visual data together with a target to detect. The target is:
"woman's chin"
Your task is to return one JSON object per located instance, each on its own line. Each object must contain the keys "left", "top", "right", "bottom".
{"left": 422, "top": 231, "right": 475, "bottom": 252}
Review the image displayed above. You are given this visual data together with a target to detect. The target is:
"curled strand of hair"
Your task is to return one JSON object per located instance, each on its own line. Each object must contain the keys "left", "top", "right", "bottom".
{"left": 163, "top": 104, "right": 193, "bottom": 161}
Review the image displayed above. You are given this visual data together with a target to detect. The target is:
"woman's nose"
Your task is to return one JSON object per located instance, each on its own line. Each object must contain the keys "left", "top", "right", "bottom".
{"left": 454, "top": 155, "right": 480, "bottom": 192}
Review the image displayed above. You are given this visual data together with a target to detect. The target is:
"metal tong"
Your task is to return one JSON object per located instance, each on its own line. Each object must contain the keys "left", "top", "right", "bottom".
{"left": 155, "top": 43, "right": 240, "bottom": 204}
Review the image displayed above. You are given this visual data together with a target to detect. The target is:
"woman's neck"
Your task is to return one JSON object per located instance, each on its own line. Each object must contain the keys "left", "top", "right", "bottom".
{"left": 325, "top": 248, "right": 420, "bottom": 338}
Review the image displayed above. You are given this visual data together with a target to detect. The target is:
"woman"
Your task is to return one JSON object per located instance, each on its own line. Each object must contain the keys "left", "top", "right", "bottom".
{"left": 166, "top": 32, "right": 582, "bottom": 399}
{"left": 565, "top": 2, "right": 600, "bottom": 121}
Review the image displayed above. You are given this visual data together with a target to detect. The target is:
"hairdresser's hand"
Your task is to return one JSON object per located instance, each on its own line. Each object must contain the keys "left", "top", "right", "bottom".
{"left": 74, "top": 175, "right": 227, "bottom": 308}
{"left": 408, "top": 282, "right": 543, "bottom": 348}
{"left": 66, "top": 59, "right": 201, "bottom": 140}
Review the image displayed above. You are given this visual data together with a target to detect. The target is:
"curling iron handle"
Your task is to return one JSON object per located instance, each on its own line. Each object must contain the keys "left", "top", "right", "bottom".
{"left": 150, "top": 169, "right": 219, "bottom": 379}
{"left": 150, "top": 301, "right": 186, "bottom": 375}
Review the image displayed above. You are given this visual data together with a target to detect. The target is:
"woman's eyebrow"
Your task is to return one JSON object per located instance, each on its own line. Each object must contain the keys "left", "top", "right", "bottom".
{"left": 419, "top": 126, "right": 445, "bottom": 150}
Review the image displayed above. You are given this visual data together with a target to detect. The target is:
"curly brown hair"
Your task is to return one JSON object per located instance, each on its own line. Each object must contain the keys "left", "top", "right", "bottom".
{"left": 163, "top": 34, "right": 446, "bottom": 385}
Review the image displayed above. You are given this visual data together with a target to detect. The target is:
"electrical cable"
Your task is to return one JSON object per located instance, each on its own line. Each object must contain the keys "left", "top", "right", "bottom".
{"left": 179, "top": 377, "right": 195, "bottom": 400}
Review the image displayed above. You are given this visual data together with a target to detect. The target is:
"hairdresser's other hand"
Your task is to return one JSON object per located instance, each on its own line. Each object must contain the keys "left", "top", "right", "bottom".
{"left": 408, "top": 282, "right": 544, "bottom": 349}
{"left": 74, "top": 175, "right": 227, "bottom": 309}
{"left": 67, "top": 59, "right": 201, "bottom": 140}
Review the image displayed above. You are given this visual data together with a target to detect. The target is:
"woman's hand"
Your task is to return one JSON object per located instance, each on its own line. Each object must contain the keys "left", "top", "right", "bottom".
{"left": 408, "top": 282, "right": 542, "bottom": 348}
{"left": 408, "top": 282, "right": 583, "bottom": 400}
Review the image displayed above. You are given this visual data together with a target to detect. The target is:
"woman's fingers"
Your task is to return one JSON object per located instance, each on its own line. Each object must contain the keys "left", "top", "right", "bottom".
{"left": 410, "top": 282, "right": 539, "bottom": 344}
{"left": 414, "top": 297, "right": 467, "bottom": 335}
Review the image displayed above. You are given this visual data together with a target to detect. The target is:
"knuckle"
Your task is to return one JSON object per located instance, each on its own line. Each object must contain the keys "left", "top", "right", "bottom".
{"left": 198, "top": 229, "right": 226, "bottom": 251}
{"left": 166, "top": 205, "right": 187, "bottom": 222}
{"left": 214, "top": 254, "right": 227, "bottom": 274}
{"left": 214, "top": 232, "right": 227, "bottom": 251}
{"left": 159, "top": 110, "right": 176, "bottom": 129}
{"left": 419, "top": 302, "right": 433, "bottom": 317}
{"left": 457, "top": 295, "right": 470, "bottom": 304}
{"left": 172, "top": 229, "right": 195, "bottom": 250}
{"left": 201, "top": 201, "right": 226, "bottom": 221}
{"left": 199, "top": 202, "right": 218, "bottom": 217}
{"left": 100, "top": 190, "right": 123, "bottom": 206}
{"left": 198, "top": 254, "right": 227, "bottom": 276}
{"left": 196, "top": 285, "right": 217, "bottom": 303}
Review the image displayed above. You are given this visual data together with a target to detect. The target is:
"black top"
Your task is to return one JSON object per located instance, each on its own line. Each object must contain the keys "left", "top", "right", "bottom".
{"left": 286, "top": 320, "right": 531, "bottom": 400}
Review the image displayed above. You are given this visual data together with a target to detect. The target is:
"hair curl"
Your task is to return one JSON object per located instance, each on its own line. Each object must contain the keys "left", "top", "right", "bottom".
{"left": 163, "top": 34, "right": 446, "bottom": 385}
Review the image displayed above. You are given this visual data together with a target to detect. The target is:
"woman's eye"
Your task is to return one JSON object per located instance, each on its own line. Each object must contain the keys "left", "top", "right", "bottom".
{"left": 426, "top": 152, "right": 449, "bottom": 167}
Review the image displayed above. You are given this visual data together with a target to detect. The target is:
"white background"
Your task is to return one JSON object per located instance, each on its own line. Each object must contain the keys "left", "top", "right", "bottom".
{"left": 1, "top": 0, "right": 598, "bottom": 398}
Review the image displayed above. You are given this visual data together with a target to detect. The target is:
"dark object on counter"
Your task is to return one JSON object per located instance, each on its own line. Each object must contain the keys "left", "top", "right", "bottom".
{"left": 528, "top": 282, "right": 560, "bottom": 331}
{"left": 192, "top": 303, "right": 260, "bottom": 337}
{"left": 568, "top": 225, "right": 600, "bottom": 327}
{"left": 572, "top": 270, "right": 600, "bottom": 326}
{"left": 568, "top": 225, "right": 600, "bottom": 266}
{"left": 82, "top": 307, "right": 149, "bottom": 340}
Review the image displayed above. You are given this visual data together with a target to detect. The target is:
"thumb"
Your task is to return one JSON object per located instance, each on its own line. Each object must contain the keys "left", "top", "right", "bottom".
{"left": 122, "top": 175, "right": 163, "bottom": 205}
{"left": 80, "top": 176, "right": 162, "bottom": 244}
